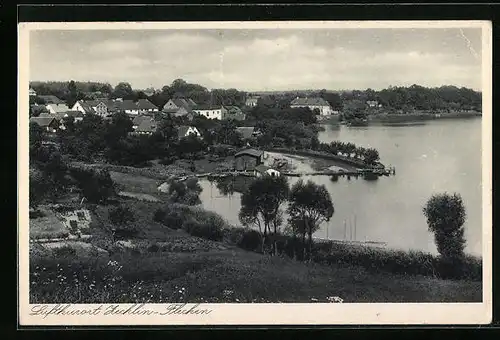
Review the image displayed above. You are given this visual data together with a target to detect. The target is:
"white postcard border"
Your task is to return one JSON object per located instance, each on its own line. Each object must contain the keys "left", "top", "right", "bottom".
{"left": 18, "top": 20, "right": 493, "bottom": 326}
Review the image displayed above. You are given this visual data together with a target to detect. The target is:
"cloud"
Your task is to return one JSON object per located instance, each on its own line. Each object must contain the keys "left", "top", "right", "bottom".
{"left": 29, "top": 29, "right": 483, "bottom": 91}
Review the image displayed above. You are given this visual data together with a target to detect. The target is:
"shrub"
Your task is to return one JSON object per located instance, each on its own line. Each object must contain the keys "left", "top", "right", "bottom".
{"left": 237, "top": 230, "right": 262, "bottom": 251}
{"left": 147, "top": 243, "right": 160, "bottom": 253}
{"left": 423, "top": 193, "right": 467, "bottom": 260}
{"left": 109, "top": 205, "right": 135, "bottom": 226}
{"left": 183, "top": 219, "right": 223, "bottom": 241}
{"left": 53, "top": 245, "right": 77, "bottom": 257}
{"left": 153, "top": 208, "right": 166, "bottom": 223}
{"left": 154, "top": 207, "right": 184, "bottom": 230}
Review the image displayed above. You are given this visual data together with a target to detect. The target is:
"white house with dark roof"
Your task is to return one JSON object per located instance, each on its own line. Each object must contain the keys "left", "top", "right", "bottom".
{"left": 46, "top": 103, "right": 71, "bottom": 114}
{"left": 290, "top": 97, "right": 335, "bottom": 116}
{"left": 178, "top": 125, "right": 201, "bottom": 139}
{"left": 136, "top": 99, "right": 159, "bottom": 114}
{"left": 193, "top": 105, "right": 228, "bottom": 120}
{"left": 29, "top": 87, "right": 37, "bottom": 96}
{"left": 162, "top": 98, "right": 197, "bottom": 113}
{"left": 71, "top": 100, "right": 95, "bottom": 115}
{"left": 29, "top": 116, "right": 60, "bottom": 133}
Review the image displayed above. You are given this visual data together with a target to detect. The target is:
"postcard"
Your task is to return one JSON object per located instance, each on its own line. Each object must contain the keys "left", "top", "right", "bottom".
{"left": 18, "top": 20, "right": 492, "bottom": 326}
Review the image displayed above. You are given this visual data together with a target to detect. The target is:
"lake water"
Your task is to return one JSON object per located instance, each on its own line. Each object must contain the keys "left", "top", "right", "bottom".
{"left": 199, "top": 118, "right": 483, "bottom": 256}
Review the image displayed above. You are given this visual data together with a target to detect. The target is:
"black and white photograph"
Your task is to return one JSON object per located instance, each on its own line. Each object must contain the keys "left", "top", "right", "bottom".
{"left": 18, "top": 20, "right": 492, "bottom": 325}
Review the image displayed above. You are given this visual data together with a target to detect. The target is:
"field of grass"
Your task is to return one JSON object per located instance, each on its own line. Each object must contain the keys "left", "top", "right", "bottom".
{"left": 109, "top": 171, "right": 162, "bottom": 195}
{"left": 30, "top": 236, "right": 482, "bottom": 304}
{"left": 30, "top": 208, "right": 69, "bottom": 240}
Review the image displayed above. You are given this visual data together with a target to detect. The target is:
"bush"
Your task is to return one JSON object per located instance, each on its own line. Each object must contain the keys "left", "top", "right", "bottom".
{"left": 147, "top": 243, "right": 160, "bottom": 253}
{"left": 153, "top": 207, "right": 184, "bottom": 230}
{"left": 53, "top": 245, "right": 77, "bottom": 257}
{"left": 182, "top": 219, "right": 223, "bottom": 241}
{"left": 109, "top": 206, "right": 135, "bottom": 226}
{"left": 153, "top": 208, "right": 166, "bottom": 223}
{"left": 237, "top": 230, "right": 262, "bottom": 251}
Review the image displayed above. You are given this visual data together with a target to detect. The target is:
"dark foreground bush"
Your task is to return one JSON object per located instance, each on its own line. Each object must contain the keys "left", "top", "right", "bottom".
{"left": 238, "top": 230, "right": 262, "bottom": 251}
{"left": 153, "top": 207, "right": 184, "bottom": 230}
{"left": 223, "top": 226, "right": 482, "bottom": 281}
{"left": 183, "top": 219, "right": 224, "bottom": 242}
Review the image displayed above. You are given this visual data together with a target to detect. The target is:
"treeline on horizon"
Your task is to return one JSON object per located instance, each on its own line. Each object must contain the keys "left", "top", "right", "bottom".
{"left": 30, "top": 79, "right": 482, "bottom": 113}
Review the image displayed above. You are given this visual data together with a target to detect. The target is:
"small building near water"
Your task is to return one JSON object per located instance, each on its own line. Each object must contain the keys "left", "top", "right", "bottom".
{"left": 254, "top": 164, "right": 280, "bottom": 178}
{"left": 234, "top": 148, "right": 264, "bottom": 171}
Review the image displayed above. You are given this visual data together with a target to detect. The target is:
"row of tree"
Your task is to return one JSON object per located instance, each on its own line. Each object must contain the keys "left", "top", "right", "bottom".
{"left": 238, "top": 174, "right": 468, "bottom": 262}
{"left": 239, "top": 176, "right": 334, "bottom": 259}
{"left": 316, "top": 141, "right": 380, "bottom": 165}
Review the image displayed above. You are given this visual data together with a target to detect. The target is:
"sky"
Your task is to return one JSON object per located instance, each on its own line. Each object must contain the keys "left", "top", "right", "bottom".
{"left": 29, "top": 27, "right": 483, "bottom": 92}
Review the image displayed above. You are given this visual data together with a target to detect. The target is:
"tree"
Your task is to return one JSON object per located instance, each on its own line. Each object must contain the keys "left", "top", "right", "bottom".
{"left": 29, "top": 167, "right": 47, "bottom": 209}
{"left": 288, "top": 180, "right": 334, "bottom": 260}
{"left": 109, "top": 205, "right": 136, "bottom": 226}
{"left": 167, "top": 177, "right": 202, "bottom": 205}
{"left": 363, "top": 148, "right": 380, "bottom": 165}
{"left": 423, "top": 193, "right": 467, "bottom": 259}
{"left": 239, "top": 176, "right": 290, "bottom": 254}
{"left": 66, "top": 80, "right": 78, "bottom": 107}
{"left": 111, "top": 82, "right": 134, "bottom": 99}
{"left": 29, "top": 122, "right": 44, "bottom": 161}
{"left": 70, "top": 168, "right": 116, "bottom": 204}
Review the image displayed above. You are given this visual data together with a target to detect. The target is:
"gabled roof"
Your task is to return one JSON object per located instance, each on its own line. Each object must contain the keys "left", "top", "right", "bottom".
{"left": 30, "top": 116, "right": 57, "bottom": 127}
{"left": 132, "top": 115, "right": 151, "bottom": 126}
{"left": 178, "top": 125, "right": 199, "bottom": 138}
{"left": 194, "top": 105, "right": 224, "bottom": 111}
{"left": 38, "top": 95, "right": 64, "bottom": 104}
{"left": 226, "top": 106, "right": 243, "bottom": 114}
{"left": 115, "top": 100, "right": 138, "bottom": 111}
{"left": 135, "top": 119, "right": 157, "bottom": 133}
{"left": 47, "top": 103, "right": 70, "bottom": 113}
{"left": 75, "top": 100, "right": 96, "bottom": 114}
{"left": 290, "top": 97, "right": 331, "bottom": 107}
{"left": 64, "top": 110, "right": 84, "bottom": 118}
{"left": 236, "top": 126, "right": 255, "bottom": 139}
{"left": 235, "top": 148, "right": 263, "bottom": 158}
{"left": 136, "top": 99, "right": 158, "bottom": 110}
{"left": 39, "top": 112, "right": 66, "bottom": 120}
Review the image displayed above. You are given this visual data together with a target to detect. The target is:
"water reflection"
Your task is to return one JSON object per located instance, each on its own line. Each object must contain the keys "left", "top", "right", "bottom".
{"left": 199, "top": 118, "right": 482, "bottom": 256}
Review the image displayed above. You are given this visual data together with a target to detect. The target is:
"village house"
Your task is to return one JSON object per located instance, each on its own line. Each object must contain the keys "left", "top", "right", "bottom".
{"left": 29, "top": 87, "right": 37, "bottom": 96}
{"left": 223, "top": 106, "right": 246, "bottom": 121}
{"left": 136, "top": 99, "right": 159, "bottom": 114}
{"left": 71, "top": 100, "right": 96, "bottom": 115}
{"left": 178, "top": 125, "right": 201, "bottom": 139}
{"left": 193, "top": 105, "right": 228, "bottom": 120}
{"left": 162, "top": 98, "right": 197, "bottom": 112}
{"left": 63, "top": 110, "right": 85, "bottom": 122}
{"left": 236, "top": 126, "right": 261, "bottom": 140}
{"left": 290, "top": 97, "right": 335, "bottom": 116}
{"left": 115, "top": 99, "right": 140, "bottom": 115}
{"left": 245, "top": 96, "right": 260, "bottom": 107}
{"left": 132, "top": 115, "right": 151, "bottom": 130}
{"left": 132, "top": 118, "right": 157, "bottom": 136}
{"left": 234, "top": 148, "right": 264, "bottom": 171}
{"left": 170, "top": 106, "right": 195, "bottom": 120}
{"left": 87, "top": 100, "right": 110, "bottom": 116}
{"left": 367, "top": 100, "right": 382, "bottom": 108}
{"left": 38, "top": 95, "right": 65, "bottom": 104}
{"left": 46, "top": 103, "right": 71, "bottom": 115}
{"left": 254, "top": 164, "right": 281, "bottom": 178}
{"left": 29, "top": 116, "right": 60, "bottom": 133}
